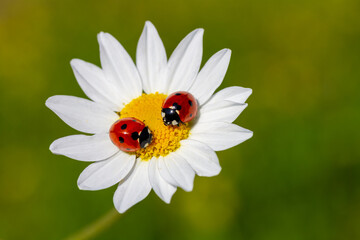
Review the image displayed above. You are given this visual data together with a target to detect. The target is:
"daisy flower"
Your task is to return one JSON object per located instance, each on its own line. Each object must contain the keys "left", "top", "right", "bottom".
{"left": 46, "top": 21, "right": 253, "bottom": 213}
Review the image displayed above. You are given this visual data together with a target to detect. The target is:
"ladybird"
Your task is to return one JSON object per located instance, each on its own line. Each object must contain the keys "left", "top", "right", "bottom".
{"left": 109, "top": 117, "right": 153, "bottom": 152}
{"left": 161, "top": 91, "right": 198, "bottom": 126}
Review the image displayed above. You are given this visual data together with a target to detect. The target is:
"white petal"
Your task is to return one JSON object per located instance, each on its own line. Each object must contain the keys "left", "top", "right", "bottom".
{"left": 189, "top": 49, "right": 231, "bottom": 105}
{"left": 77, "top": 151, "right": 135, "bottom": 191}
{"left": 164, "top": 152, "right": 195, "bottom": 192}
{"left": 136, "top": 21, "right": 167, "bottom": 94}
{"left": 70, "top": 59, "right": 123, "bottom": 111}
{"left": 198, "top": 101, "right": 248, "bottom": 123}
{"left": 98, "top": 32, "right": 142, "bottom": 103}
{"left": 46, "top": 95, "right": 119, "bottom": 134}
{"left": 178, "top": 139, "right": 221, "bottom": 177}
{"left": 113, "top": 160, "right": 152, "bottom": 213}
{"left": 148, "top": 157, "right": 177, "bottom": 203}
{"left": 157, "top": 156, "right": 178, "bottom": 187}
{"left": 167, "top": 29, "right": 204, "bottom": 93}
{"left": 207, "top": 86, "right": 252, "bottom": 104}
{"left": 190, "top": 122, "right": 253, "bottom": 151}
{"left": 49, "top": 134, "right": 118, "bottom": 161}
{"left": 196, "top": 86, "right": 251, "bottom": 123}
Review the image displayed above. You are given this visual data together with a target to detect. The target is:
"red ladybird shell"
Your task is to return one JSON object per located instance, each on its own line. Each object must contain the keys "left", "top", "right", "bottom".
{"left": 109, "top": 117, "right": 151, "bottom": 152}
{"left": 162, "top": 91, "right": 198, "bottom": 123}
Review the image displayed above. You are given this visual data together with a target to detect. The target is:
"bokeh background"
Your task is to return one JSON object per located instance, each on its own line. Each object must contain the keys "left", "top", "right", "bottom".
{"left": 1, "top": 0, "right": 360, "bottom": 239}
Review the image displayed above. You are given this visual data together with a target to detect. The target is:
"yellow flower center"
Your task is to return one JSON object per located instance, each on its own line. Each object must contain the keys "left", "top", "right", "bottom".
{"left": 119, "top": 93, "right": 190, "bottom": 160}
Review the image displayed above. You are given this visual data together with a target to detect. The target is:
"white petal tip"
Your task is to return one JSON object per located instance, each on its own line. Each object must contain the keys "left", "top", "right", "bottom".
{"left": 97, "top": 32, "right": 109, "bottom": 41}
{"left": 77, "top": 182, "right": 97, "bottom": 191}
{"left": 183, "top": 187, "right": 193, "bottom": 192}
{"left": 221, "top": 48, "right": 232, "bottom": 54}
{"left": 238, "top": 130, "right": 253, "bottom": 143}
{"left": 217, "top": 48, "right": 232, "bottom": 60}
{"left": 49, "top": 142, "right": 56, "bottom": 154}
{"left": 194, "top": 28, "right": 204, "bottom": 38}
{"left": 196, "top": 28, "right": 204, "bottom": 34}
{"left": 159, "top": 193, "right": 174, "bottom": 204}
{"left": 197, "top": 167, "right": 222, "bottom": 177}
{"left": 70, "top": 58, "right": 82, "bottom": 67}
{"left": 188, "top": 28, "right": 204, "bottom": 38}
{"left": 45, "top": 96, "right": 55, "bottom": 108}
{"left": 238, "top": 87, "right": 253, "bottom": 103}
{"left": 116, "top": 207, "right": 127, "bottom": 214}
{"left": 144, "top": 21, "right": 155, "bottom": 28}
{"left": 113, "top": 202, "right": 131, "bottom": 213}
{"left": 142, "top": 21, "right": 157, "bottom": 35}
{"left": 77, "top": 183, "right": 88, "bottom": 190}
{"left": 77, "top": 179, "right": 91, "bottom": 191}
{"left": 225, "top": 49, "right": 232, "bottom": 58}
{"left": 45, "top": 95, "right": 65, "bottom": 110}
{"left": 159, "top": 194, "right": 173, "bottom": 204}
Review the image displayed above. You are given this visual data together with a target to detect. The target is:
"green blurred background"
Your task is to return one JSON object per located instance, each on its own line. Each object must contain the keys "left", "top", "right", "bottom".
{"left": 1, "top": 0, "right": 360, "bottom": 239}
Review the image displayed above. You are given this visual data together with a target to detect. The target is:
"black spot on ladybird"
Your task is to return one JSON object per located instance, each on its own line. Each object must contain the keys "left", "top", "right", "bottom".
{"left": 126, "top": 148, "right": 131, "bottom": 151}
{"left": 190, "top": 114, "right": 192, "bottom": 117}
{"left": 132, "top": 119, "right": 136, "bottom": 122}
{"left": 119, "top": 137, "right": 124, "bottom": 143}
{"left": 121, "top": 124, "right": 127, "bottom": 129}
{"left": 188, "top": 100, "right": 193, "bottom": 106}
{"left": 173, "top": 102, "right": 182, "bottom": 110}
{"left": 175, "top": 93, "right": 181, "bottom": 95}
{"left": 131, "top": 132, "right": 139, "bottom": 140}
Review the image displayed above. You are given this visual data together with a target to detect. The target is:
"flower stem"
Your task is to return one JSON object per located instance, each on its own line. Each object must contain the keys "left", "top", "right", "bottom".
{"left": 65, "top": 208, "right": 121, "bottom": 240}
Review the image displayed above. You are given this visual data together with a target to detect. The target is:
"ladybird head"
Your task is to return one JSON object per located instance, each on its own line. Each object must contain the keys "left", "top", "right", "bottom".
{"left": 139, "top": 126, "right": 153, "bottom": 148}
{"left": 161, "top": 107, "right": 181, "bottom": 126}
